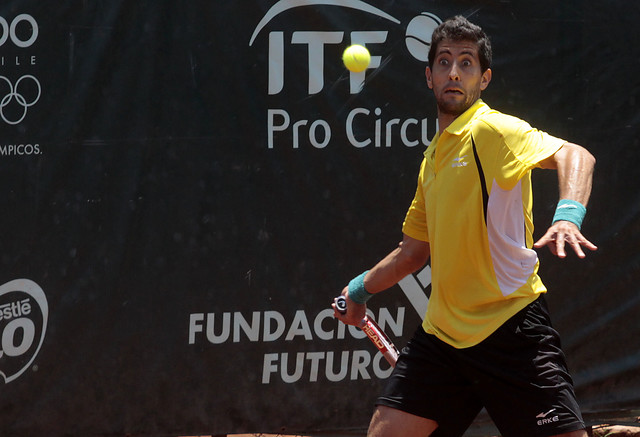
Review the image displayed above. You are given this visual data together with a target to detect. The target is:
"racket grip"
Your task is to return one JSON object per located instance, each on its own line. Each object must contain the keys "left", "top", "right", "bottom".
{"left": 335, "top": 295, "right": 348, "bottom": 314}
{"left": 334, "top": 295, "right": 398, "bottom": 367}
{"left": 335, "top": 295, "right": 368, "bottom": 332}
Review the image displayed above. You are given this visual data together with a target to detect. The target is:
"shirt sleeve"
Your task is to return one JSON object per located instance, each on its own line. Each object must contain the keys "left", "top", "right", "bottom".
{"left": 402, "top": 159, "right": 429, "bottom": 242}
{"left": 479, "top": 115, "right": 566, "bottom": 190}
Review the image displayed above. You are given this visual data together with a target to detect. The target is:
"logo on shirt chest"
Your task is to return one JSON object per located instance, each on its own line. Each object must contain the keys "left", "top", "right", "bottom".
{"left": 451, "top": 155, "right": 468, "bottom": 167}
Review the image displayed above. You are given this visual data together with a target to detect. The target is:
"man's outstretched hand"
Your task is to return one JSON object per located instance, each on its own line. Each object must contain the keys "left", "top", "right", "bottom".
{"left": 534, "top": 220, "right": 597, "bottom": 258}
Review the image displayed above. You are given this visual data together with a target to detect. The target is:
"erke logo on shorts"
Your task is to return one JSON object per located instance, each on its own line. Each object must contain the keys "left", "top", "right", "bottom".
{"left": 536, "top": 408, "right": 560, "bottom": 426}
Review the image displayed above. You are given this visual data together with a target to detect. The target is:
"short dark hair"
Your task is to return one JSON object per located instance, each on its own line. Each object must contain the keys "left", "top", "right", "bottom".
{"left": 428, "top": 16, "right": 492, "bottom": 72}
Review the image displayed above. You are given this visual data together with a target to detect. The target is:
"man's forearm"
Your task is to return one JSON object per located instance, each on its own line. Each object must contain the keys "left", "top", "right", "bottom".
{"left": 364, "top": 236, "right": 430, "bottom": 294}
{"left": 555, "top": 142, "right": 596, "bottom": 206}
{"left": 533, "top": 142, "right": 598, "bottom": 258}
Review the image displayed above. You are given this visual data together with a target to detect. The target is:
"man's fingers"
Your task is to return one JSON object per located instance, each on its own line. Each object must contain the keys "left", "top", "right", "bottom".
{"left": 581, "top": 237, "right": 598, "bottom": 251}
{"left": 556, "top": 234, "right": 567, "bottom": 258}
{"left": 534, "top": 225, "right": 597, "bottom": 259}
{"left": 569, "top": 239, "right": 586, "bottom": 258}
{"left": 533, "top": 230, "right": 555, "bottom": 248}
{"left": 545, "top": 241, "right": 558, "bottom": 256}
{"left": 574, "top": 238, "right": 598, "bottom": 258}
{"left": 332, "top": 292, "right": 367, "bottom": 326}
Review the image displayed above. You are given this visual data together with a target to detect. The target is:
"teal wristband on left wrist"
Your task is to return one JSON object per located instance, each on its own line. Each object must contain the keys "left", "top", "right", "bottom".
{"left": 552, "top": 199, "right": 587, "bottom": 230}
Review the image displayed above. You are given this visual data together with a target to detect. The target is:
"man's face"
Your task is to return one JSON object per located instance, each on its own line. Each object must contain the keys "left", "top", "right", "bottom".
{"left": 426, "top": 39, "right": 492, "bottom": 117}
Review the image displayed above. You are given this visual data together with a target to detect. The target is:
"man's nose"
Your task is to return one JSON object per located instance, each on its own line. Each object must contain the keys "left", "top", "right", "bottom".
{"left": 449, "top": 63, "right": 461, "bottom": 80}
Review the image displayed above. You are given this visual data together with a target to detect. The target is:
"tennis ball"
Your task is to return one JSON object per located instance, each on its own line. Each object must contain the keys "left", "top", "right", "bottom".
{"left": 342, "top": 44, "right": 371, "bottom": 73}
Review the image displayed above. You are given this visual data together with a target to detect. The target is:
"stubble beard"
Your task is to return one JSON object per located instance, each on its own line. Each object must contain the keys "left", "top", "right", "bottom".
{"left": 437, "top": 88, "right": 481, "bottom": 118}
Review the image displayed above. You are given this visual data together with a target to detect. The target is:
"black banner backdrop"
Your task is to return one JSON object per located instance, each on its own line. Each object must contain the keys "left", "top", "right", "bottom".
{"left": 0, "top": 1, "right": 638, "bottom": 436}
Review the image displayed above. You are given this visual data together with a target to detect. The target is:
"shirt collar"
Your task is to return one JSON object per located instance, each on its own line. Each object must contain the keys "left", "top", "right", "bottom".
{"left": 444, "top": 99, "right": 490, "bottom": 136}
{"left": 423, "top": 99, "right": 491, "bottom": 161}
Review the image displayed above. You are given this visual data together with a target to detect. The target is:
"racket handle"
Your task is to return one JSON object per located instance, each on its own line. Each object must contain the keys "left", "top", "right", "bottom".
{"left": 335, "top": 295, "right": 348, "bottom": 314}
{"left": 333, "top": 296, "right": 399, "bottom": 367}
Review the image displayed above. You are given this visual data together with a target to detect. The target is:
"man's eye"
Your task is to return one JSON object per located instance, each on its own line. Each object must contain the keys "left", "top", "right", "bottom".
{"left": 438, "top": 59, "right": 449, "bottom": 65}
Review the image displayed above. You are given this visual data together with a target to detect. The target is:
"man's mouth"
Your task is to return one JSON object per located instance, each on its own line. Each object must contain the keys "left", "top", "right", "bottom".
{"left": 444, "top": 88, "right": 463, "bottom": 95}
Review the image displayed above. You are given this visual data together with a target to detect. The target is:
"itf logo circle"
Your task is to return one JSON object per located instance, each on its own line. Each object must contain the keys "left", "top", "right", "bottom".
{"left": 0, "top": 279, "right": 48, "bottom": 384}
{"left": 405, "top": 13, "right": 442, "bottom": 63}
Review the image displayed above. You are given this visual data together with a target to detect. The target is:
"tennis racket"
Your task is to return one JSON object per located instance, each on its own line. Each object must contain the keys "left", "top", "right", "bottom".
{"left": 335, "top": 295, "right": 399, "bottom": 367}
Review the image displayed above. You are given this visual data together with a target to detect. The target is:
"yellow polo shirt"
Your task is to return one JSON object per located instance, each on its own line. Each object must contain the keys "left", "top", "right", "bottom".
{"left": 403, "top": 100, "right": 566, "bottom": 348}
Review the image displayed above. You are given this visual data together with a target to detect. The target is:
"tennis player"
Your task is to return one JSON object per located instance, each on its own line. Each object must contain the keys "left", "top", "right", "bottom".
{"left": 334, "top": 15, "right": 596, "bottom": 437}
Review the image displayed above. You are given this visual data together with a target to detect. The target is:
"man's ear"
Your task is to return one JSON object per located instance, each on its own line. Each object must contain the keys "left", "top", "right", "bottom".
{"left": 480, "top": 68, "right": 492, "bottom": 91}
{"left": 425, "top": 66, "right": 433, "bottom": 89}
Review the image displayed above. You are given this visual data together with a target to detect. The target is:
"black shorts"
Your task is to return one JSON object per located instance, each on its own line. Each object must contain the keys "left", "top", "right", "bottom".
{"left": 376, "top": 296, "right": 585, "bottom": 437}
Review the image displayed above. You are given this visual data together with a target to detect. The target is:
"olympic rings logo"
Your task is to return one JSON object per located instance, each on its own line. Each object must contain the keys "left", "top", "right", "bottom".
{"left": 0, "top": 14, "right": 38, "bottom": 48}
{"left": 0, "top": 75, "right": 41, "bottom": 125}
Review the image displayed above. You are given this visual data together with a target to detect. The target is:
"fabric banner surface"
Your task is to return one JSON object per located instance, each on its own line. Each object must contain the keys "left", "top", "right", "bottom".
{"left": 0, "top": 1, "right": 638, "bottom": 436}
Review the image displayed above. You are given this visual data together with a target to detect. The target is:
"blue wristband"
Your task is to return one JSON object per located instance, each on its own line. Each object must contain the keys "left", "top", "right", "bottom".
{"left": 348, "top": 271, "right": 372, "bottom": 304}
{"left": 552, "top": 199, "right": 587, "bottom": 230}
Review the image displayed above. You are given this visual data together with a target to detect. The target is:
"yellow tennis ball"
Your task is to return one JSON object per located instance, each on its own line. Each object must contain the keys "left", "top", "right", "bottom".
{"left": 342, "top": 44, "right": 371, "bottom": 73}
